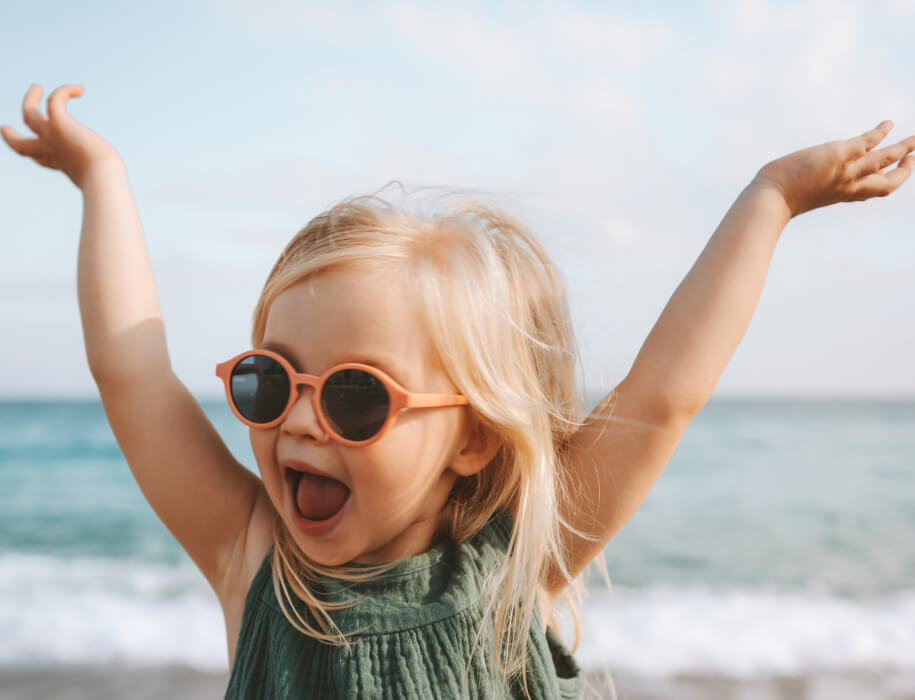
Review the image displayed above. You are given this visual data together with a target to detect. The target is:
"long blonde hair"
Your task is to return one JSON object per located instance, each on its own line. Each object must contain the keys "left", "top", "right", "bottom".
{"left": 250, "top": 188, "right": 590, "bottom": 693}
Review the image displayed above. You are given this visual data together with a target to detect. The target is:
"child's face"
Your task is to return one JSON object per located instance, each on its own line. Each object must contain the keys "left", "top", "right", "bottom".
{"left": 251, "top": 264, "right": 470, "bottom": 566}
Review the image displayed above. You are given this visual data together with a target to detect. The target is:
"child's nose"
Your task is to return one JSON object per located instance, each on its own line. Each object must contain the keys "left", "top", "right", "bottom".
{"left": 282, "top": 386, "right": 329, "bottom": 443}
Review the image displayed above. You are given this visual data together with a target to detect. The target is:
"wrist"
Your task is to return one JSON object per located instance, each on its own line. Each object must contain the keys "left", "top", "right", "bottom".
{"left": 747, "top": 170, "right": 795, "bottom": 223}
{"left": 79, "top": 153, "right": 127, "bottom": 191}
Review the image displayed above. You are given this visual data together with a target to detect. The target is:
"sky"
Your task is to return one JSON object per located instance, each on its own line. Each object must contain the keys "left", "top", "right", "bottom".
{"left": 1, "top": 0, "right": 914, "bottom": 399}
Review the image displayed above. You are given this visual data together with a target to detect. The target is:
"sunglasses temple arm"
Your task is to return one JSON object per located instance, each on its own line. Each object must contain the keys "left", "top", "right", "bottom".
{"left": 405, "top": 394, "right": 470, "bottom": 408}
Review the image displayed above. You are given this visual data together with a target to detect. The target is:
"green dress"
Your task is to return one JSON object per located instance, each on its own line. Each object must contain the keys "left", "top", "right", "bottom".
{"left": 224, "top": 510, "right": 583, "bottom": 699}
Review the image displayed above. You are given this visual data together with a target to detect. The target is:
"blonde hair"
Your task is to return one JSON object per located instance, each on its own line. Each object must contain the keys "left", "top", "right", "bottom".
{"left": 250, "top": 188, "right": 591, "bottom": 694}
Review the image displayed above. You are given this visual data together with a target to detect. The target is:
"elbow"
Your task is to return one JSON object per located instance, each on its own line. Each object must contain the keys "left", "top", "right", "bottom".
{"left": 616, "top": 374, "right": 700, "bottom": 428}
{"left": 674, "top": 393, "right": 709, "bottom": 423}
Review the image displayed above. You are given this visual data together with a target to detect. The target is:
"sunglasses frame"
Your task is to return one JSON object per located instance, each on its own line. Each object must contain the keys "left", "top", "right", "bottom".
{"left": 215, "top": 349, "right": 469, "bottom": 446}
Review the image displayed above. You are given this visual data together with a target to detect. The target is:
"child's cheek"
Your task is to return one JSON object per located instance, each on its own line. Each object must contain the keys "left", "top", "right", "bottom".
{"left": 250, "top": 430, "right": 283, "bottom": 499}
{"left": 358, "top": 441, "right": 445, "bottom": 507}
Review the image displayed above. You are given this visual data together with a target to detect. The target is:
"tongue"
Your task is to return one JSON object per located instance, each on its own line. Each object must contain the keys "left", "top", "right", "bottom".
{"left": 295, "top": 473, "right": 349, "bottom": 521}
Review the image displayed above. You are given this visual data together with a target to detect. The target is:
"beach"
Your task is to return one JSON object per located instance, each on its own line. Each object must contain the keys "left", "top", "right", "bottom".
{"left": 0, "top": 667, "right": 228, "bottom": 700}
{"left": 3, "top": 667, "right": 915, "bottom": 699}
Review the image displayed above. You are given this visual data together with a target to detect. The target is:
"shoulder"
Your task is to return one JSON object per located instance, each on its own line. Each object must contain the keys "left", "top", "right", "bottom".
{"left": 224, "top": 486, "right": 276, "bottom": 601}
{"left": 241, "top": 487, "right": 278, "bottom": 581}
{"left": 221, "top": 487, "right": 276, "bottom": 667}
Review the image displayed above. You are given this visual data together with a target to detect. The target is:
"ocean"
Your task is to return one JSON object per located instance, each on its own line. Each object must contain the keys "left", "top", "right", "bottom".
{"left": 1, "top": 398, "right": 914, "bottom": 698}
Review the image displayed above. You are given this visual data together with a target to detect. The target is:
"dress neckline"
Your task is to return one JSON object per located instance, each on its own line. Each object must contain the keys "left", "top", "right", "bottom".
{"left": 259, "top": 510, "right": 514, "bottom": 635}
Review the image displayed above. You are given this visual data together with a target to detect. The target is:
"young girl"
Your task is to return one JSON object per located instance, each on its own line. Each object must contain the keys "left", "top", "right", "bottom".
{"left": 3, "top": 83, "right": 913, "bottom": 699}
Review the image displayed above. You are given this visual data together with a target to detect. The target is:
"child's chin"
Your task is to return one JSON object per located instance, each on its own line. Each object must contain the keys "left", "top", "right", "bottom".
{"left": 288, "top": 531, "right": 355, "bottom": 568}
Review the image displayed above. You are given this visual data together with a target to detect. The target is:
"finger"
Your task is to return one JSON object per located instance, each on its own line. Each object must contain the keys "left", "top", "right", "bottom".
{"left": 0, "top": 126, "right": 45, "bottom": 158}
{"left": 21, "top": 84, "right": 48, "bottom": 137}
{"left": 0, "top": 126, "right": 49, "bottom": 159}
{"left": 848, "top": 120, "right": 894, "bottom": 158}
{"left": 47, "top": 84, "right": 83, "bottom": 125}
{"left": 854, "top": 155, "right": 915, "bottom": 199}
{"left": 852, "top": 135, "right": 915, "bottom": 177}
{"left": 0, "top": 124, "right": 18, "bottom": 148}
{"left": 883, "top": 153, "right": 915, "bottom": 190}
{"left": 13, "top": 138, "right": 50, "bottom": 161}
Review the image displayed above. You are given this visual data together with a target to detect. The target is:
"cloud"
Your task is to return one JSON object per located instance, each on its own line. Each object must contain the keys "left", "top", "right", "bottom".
{"left": 159, "top": 0, "right": 915, "bottom": 396}
{"left": 187, "top": 0, "right": 913, "bottom": 233}
{"left": 4, "top": 1, "right": 913, "bottom": 398}
{"left": 891, "top": 0, "right": 915, "bottom": 18}
{"left": 385, "top": 3, "right": 669, "bottom": 106}
{"left": 158, "top": 4, "right": 679, "bottom": 260}
{"left": 700, "top": 0, "right": 912, "bottom": 154}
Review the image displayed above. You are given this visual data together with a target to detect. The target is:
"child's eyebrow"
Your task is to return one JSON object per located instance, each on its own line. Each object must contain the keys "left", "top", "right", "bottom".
{"left": 259, "top": 341, "right": 301, "bottom": 367}
{"left": 258, "top": 340, "right": 405, "bottom": 381}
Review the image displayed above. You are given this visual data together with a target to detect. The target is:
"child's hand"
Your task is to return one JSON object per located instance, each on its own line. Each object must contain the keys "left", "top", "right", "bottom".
{"left": 1, "top": 84, "right": 121, "bottom": 188}
{"left": 753, "top": 121, "right": 915, "bottom": 218}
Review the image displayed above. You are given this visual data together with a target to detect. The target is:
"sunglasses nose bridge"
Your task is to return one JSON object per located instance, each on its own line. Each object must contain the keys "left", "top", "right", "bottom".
{"left": 292, "top": 376, "right": 319, "bottom": 389}
{"left": 287, "top": 371, "right": 321, "bottom": 397}
{"left": 283, "top": 374, "right": 329, "bottom": 443}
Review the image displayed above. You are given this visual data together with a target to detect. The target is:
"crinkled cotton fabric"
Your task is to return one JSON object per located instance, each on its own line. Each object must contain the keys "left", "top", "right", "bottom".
{"left": 224, "top": 510, "right": 583, "bottom": 699}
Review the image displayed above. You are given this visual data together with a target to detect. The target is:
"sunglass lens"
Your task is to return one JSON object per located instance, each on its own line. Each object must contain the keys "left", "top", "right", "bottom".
{"left": 322, "top": 369, "right": 390, "bottom": 442}
{"left": 230, "top": 355, "right": 290, "bottom": 424}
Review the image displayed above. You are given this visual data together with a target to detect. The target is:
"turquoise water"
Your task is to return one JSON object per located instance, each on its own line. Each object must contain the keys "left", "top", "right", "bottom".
{"left": 606, "top": 399, "right": 915, "bottom": 596}
{"left": 1, "top": 398, "right": 914, "bottom": 674}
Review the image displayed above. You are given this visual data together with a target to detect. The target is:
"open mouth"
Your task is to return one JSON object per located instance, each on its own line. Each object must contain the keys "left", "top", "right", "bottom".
{"left": 285, "top": 468, "right": 350, "bottom": 523}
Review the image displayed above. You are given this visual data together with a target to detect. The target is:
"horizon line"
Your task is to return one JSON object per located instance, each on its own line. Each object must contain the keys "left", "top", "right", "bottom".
{"left": 2, "top": 393, "right": 914, "bottom": 403}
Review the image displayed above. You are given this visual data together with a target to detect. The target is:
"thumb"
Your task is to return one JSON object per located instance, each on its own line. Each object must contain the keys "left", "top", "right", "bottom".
{"left": 46, "top": 85, "right": 84, "bottom": 125}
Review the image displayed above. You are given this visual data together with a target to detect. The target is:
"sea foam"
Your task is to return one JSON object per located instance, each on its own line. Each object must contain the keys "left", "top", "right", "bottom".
{"left": 3, "top": 553, "right": 915, "bottom": 676}
{"left": 0, "top": 553, "right": 227, "bottom": 670}
{"left": 564, "top": 585, "right": 915, "bottom": 677}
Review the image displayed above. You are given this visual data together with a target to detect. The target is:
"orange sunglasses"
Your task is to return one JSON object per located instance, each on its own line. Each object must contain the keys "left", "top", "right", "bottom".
{"left": 215, "top": 349, "right": 468, "bottom": 446}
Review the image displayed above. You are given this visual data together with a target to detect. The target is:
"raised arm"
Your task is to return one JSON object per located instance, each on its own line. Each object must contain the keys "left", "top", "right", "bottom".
{"left": 2, "top": 85, "right": 266, "bottom": 605}
{"left": 545, "top": 122, "right": 915, "bottom": 595}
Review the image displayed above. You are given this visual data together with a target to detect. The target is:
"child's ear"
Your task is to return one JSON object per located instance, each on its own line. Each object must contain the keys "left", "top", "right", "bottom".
{"left": 450, "top": 418, "right": 502, "bottom": 478}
